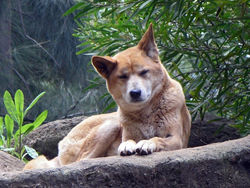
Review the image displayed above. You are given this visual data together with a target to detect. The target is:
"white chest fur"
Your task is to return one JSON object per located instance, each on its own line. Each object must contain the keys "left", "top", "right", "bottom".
{"left": 139, "top": 124, "right": 156, "bottom": 139}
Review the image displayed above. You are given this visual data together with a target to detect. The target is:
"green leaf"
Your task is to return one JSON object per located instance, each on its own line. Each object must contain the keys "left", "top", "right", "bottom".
{"left": 0, "top": 117, "right": 4, "bottom": 146}
{"left": 32, "top": 110, "right": 48, "bottom": 129}
{"left": 24, "top": 145, "right": 38, "bottom": 159}
{"left": 63, "top": 2, "right": 85, "bottom": 16}
{"left": 24, "top": 92, "right": 46, "bottom": 116}
{"left": 102, "top": 101, "right": 117, "bottom": 113}
{"left": 0, "top": 117, "right": 3, "bottom": 134}
{"left": 191, "top": 96, "right": 212, "bottom": 113}
{"left": 74, "top": 4, "right": 95, "bottom": 19}
{"left": 0, "top": 147, "right": 15, "bottom": 152}
{"left": 117, "top": 2, "right": 137, "bottom": 14}
{"left": 15, "top": 89, "right": 24, "bottom": 125}
{"left": 14, "top": 123, "right": 34, "bottom": 137}
{"left": 3, "top": 91, "right": 18, "bottom": 123}
{"left": 99, "top": 92, "right": 111, "bottom": 100}
{"left": 13, "top": 151, "right": 21, "bottom": 159}
{"left": 83, "top": 83, "right": 100, "bottom": 93}
{"left": 15, "top": 110, "right": 47, "bottom": 137}
{"left": 5, "top": 114, "right": 14, "bottom": 148}
{"left": 139, "top": 0, "right": 153, "bottom": 10}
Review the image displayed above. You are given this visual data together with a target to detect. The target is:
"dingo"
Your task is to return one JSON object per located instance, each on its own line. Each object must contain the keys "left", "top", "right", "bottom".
{"left": 24, "top": 24, "right": 191, "bottom": 170}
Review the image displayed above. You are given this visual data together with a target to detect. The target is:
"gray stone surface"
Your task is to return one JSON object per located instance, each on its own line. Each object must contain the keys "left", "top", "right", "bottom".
{"left": 0, "top": 135, "right": 249, "bottom": 188}
{"left": 189, "top": 118, "right": 240, "bottom": 147}
{"left": 0, "top": 151, "right": 25, "bottom": 172}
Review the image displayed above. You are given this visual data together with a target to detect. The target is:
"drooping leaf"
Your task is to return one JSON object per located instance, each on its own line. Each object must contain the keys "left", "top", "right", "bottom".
{"left": 63, "top": 2, "right": 85, "bottom": 16}
{"left": 102, "top": 101, "right": 117, "bottom": 113}
{"left": 24, "top": 145, "right": 38, "bottom": 159}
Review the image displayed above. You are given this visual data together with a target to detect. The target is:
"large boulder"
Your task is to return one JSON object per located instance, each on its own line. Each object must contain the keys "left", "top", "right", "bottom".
{"left": 23, "top": 115, "right": 240, "bottom": 159}
{"left": 189, "top": 118, "right": 240, "bottom": 147}
{"left": 0, "top": 151, "right": 25, "bottom": 172}
{"left": 0, "top": 136, "right": 249, "bottom": 188}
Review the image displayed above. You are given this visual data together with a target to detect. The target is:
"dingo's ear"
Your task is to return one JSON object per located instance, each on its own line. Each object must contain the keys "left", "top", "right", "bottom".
{"left": 138, "top": 23, "right": 159, "bottom": 62}
{"left": 92, "top": 56, "right": 117, "bottom": 79}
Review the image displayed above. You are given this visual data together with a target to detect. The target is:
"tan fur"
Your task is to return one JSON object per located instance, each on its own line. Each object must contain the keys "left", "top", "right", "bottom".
{"left": 23, "top": 24, "right": 191, "bottom": 170}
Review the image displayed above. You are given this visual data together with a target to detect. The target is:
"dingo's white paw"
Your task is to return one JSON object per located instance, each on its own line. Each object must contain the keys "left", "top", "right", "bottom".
{"left": 135, "top": 140, "right": 156, "bottom": 155}
{"left": 118, "top": 140, "right": 136, "bottom": 156}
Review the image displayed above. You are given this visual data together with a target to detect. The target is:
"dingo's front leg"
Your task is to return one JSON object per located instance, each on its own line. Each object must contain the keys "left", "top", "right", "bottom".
{"left": 58, "top": 116, "right": 121, "bottom": 165}
{"left": 135, "top": 139, "right": 157, "bottom": 155}
{"left": 135, "top": 135, "right": 183, "bottom": 155}
{"left": 118, "top": 135, "right": 183, "bottom": 156}
{"left": 118, "top": 140, "right": 137, "bottom": 156}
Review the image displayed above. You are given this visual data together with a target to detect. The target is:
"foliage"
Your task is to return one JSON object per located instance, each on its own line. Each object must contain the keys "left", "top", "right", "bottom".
{"left": 65, "top": 0, "right": 250, "bottom": 135}
{"left": 0, "top": 89, "right": 47, "bottom": 160}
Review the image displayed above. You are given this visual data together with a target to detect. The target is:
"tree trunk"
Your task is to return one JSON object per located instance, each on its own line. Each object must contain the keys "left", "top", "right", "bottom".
{"left": 0, "top": 0, "right": 14, "bottom": 91}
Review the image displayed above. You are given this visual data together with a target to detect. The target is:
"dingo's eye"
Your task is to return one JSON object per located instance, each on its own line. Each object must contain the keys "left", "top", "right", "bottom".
{"left": 118, "top": 74, "right": 128, "bottom": 79}
{"left": 140, "top": 70, "right": 149, "bottom": 76}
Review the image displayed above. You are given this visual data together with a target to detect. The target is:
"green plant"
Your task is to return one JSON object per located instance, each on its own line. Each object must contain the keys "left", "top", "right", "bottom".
{"left": 65, "top": 0, "right": 249, "bottom": 135}
{"left": 0, "top": 89, "right": 47, "bottom": 160}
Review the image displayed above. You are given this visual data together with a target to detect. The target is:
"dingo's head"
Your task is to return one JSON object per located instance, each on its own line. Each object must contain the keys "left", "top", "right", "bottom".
{"left": 92, "top": 24, "right": 166, "bottom": 111}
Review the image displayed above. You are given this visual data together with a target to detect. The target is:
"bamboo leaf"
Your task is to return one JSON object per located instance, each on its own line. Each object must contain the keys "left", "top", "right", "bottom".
{"left": 63, "top": 2, "right": 85, "bottom": 16}
{"left": 102, "top": 101, "right": 117, "bottom": 113}
{"left": 83, "top": 83, "right": 100, "bottom": 93}
{"left": 74, "top": 4, "right": 95, "bottom": 19}
{"left": 139, "top": 0, "right": 153, "bottom": 10}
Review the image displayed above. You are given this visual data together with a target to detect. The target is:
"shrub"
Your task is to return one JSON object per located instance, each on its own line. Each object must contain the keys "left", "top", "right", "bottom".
{"left": 65, "top": 0, "right": 249, "bottom": 136}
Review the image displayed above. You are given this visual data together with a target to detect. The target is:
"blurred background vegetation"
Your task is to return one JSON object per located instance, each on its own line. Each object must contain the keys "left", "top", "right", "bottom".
{"left": 0, "top": 0, "right": 249, "bottom": 136}
{"left": 0, "top": 0, "right": 107, "bottom": 122}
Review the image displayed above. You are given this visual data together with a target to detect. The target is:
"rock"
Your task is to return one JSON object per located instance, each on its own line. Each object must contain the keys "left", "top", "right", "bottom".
{"left": 23, "top": 115, "right": 241, "bottom": 159}
{"left": 23, "top": 116, "right": 87, "bottom": 159}
{"left": 189, "top": 119, "right": 240, "bottom": 147}
{"left": 0, "top": 135, "right": 249, "bottom": 188}
{"left": 0, "top": 151, "right": 25, "bottom": 172}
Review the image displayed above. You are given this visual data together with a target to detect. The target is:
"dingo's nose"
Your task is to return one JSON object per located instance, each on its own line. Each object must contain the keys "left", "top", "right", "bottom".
{"left": 130, "top": 89, "right": 141, "bottom": 99}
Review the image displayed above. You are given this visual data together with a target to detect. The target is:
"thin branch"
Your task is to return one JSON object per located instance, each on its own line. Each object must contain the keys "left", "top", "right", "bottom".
{"left": 11, "top": 66, "right": 32, "bottom": 97}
